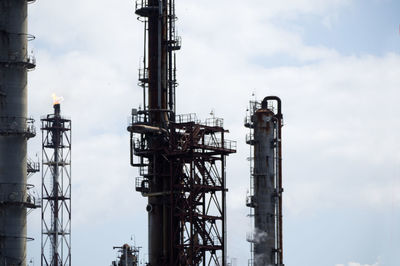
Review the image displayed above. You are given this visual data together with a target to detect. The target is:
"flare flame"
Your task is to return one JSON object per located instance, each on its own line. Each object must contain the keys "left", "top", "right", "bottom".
{"left": 51, "top": 93, "right": 64, "bottom": 105}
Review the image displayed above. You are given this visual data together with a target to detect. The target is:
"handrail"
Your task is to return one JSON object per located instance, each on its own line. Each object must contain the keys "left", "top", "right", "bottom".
{"left": 0, "top": 116, "right": 36, "bottom": 137}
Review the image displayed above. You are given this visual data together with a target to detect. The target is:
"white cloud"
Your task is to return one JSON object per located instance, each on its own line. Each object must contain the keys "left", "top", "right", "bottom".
{"left": 336, "top": 262, "right": 380, "bottom": 266}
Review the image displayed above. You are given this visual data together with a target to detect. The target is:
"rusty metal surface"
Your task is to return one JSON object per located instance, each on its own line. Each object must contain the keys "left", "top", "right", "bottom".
{"left": 129, "top": 114, "right": 236, "bottom": 265}
{"left": 245, "top": 97, "right": 283, "bottom": 266}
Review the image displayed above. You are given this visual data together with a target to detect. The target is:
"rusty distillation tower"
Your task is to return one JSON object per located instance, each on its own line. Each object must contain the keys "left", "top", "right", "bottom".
{"left": 245, "top": 96, "right": 284, "bottom": 266}
{"left": 127, "top": 0, "right": 236, "bottom": 265}
{"left": 0, "top": 0, "right": 38, "bottom": 265}
{"left": 40, "top": 102, "right": 71, "bottom": 266}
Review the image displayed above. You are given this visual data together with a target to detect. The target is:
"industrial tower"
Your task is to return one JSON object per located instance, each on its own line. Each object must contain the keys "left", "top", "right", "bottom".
{"left": 41, "top": 103, "right": 71, "bottom": 266}
{"left": 112, "top": 244, "right": 140, "bottom": 266}
{"left": 127, "top": 0, "right": 236, "bottom": 265}
{"left": 245, "top": 97, "right": 284, "bottom": 266}
{"left": 0, "top": 0, "right": 38, "bottom": 265}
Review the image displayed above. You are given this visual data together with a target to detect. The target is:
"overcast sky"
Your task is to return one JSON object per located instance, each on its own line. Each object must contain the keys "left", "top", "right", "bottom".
{"left": 25, "top": 0, "right": 400, "bottom": 265}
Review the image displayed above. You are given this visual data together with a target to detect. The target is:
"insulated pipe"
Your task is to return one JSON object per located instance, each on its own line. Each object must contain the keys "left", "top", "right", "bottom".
{"left": 261, "top": 96, "right": 282, "bottom": 117}
{"left": 52, "top": 103, "right": 61, "bottom": 265}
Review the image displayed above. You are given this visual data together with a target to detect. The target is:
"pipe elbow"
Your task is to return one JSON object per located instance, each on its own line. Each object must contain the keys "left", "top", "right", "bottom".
{"left": 261, "top": 96, "right": 282, "bottom": 118}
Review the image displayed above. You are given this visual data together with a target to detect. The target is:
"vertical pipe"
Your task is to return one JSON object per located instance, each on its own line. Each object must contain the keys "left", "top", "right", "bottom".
{"left": 52, "top": 104, "right": 61, "bottom": 265}
{"left": 222, "top": 131, "right": 226, "bottom": 266}
{"left": 142, "top": 19, "right": 147, "bottom": 115}
{"left": 277, "top": 116, "right": 283, "bottom": 264}
{"left": 157, "top": 0, "right": 162, "bottom": 109}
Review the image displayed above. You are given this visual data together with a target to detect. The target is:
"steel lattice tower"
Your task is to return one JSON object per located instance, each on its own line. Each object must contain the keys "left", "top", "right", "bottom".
{"left": 0, "top": 0, "right": 38, "bottom": 265}
{"left": 128, "top": 0, "right": 236, "bottom": 265}
{"left": 41, "top": 103, "right": 71, "bottom": 266}
{"left": 245, "top": 97, "right": 283, "bottom": 266}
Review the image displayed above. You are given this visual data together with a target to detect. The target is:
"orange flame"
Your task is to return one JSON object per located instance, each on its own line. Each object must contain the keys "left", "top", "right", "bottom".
{"left": 51, "top": 93, "right": 64, "bottom": 105}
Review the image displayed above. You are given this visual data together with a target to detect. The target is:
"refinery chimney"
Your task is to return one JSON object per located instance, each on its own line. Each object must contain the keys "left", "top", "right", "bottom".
{"left": 245, "top": 96, "right": 284, "bottom": 266}
{"left": 0, "top": 0, "right": 37, "bottom": 265}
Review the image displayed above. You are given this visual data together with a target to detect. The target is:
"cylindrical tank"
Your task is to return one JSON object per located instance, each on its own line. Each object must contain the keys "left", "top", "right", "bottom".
{"left": 0, "top": 0, "right": 32, "bottom": 265}
{"left": 253, "top": 108, "right": 276, "bottom": 265}
{"left": 248, "top": 96, "right": 283, "bottom": 266}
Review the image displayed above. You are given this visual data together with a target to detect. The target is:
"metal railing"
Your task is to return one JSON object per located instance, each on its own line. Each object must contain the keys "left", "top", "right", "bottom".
{"left": 175, "top": 113, "right": 199, "bottom": 124}
{"left": 169, "top": 35, "right": 182, "bottom": 50}
{"left": 129, "top": 113, "right": 147, "bottom": 126}
{"left": 139, "top": 165, "right": 149, "bottom": 176}
{"left": 244, "top": 115, "right": 253, "bottom": 127}
{"left": 135, "top": 177, "right": 149, "bottom": 192}
{"left": 0, "top": 184, "right": 40, "bottom": 208}
{"left": 40, "top": 113, "right": 71, "bottom": 122}
{"left": 27, "top": 159, "right": 40, "bottom": 175}
{"left": 0, "top": 53, "right": 36, "bottom": 67}
{"left": 0, "top": 116, "right": 36, "bottom": 137}
{"left": 138, "top": 67, "right": 148, "bottom": 83}
{"left": 203, "top": 117, "right": 224, "bottom": 128}
{"left": 135, "top": 0, "right": 158, "bottom": 11}
{"left": 26, "top": 55, "right": 36, "bottom": 69}
{"left": 133, "top": 137, "right": 148, "bottom": 152}
{"left": 201, "top": 136, "right": 236, "bottom": 151}
{"left": 224, "top": 139, "right": 237, "bottom": 151}
{"left": 245, "top": 133, "right": 254, "bottom": 144}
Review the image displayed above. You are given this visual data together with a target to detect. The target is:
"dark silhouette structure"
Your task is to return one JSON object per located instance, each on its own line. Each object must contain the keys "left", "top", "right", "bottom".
{"left": 128, "top": 1, "right": 236, "bottom": 265}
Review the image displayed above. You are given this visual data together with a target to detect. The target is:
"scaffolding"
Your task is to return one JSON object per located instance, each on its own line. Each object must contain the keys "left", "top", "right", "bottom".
{"left": 41, "top": 104, "right": 71, "bottom": 266}
{"left": 129, "top": 113, "right": 236, "bottom": 265}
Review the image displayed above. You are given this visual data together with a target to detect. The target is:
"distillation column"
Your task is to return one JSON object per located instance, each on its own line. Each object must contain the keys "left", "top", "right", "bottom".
{"left": 246, "top": 97, "right": 283, "bottom": 266}
{"left": 129, "top": 1, "right": 235, "bottom": 265}
{"left": 0, "top": 0, "right": 36, "bottom": 265}
{"left": 129, "top": 0, "right": 180, "bottom": 264}
{"left": 41, "top": 103, "right": 71, "bottom": 266}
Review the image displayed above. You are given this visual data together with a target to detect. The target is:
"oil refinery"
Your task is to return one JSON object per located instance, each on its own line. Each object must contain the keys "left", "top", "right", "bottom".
{"left": 0, "top": 0, "right": 284, "bottom": 265}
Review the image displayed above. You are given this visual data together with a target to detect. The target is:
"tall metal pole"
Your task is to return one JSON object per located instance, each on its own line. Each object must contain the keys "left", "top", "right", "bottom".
{"left": 0, "top": 0, "right": 36, "bottom": 265}
{"left": 41, "top": 103, "right": 71, "bottom": 266}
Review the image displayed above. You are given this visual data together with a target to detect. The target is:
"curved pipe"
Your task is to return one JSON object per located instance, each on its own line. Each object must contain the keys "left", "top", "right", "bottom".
{"left": 261, "top": 96, "right": 282, "bottom": 117}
